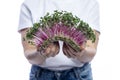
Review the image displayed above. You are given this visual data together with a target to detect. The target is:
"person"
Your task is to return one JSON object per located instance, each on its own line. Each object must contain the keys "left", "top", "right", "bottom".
{"left": 18, "top": 0, "right": 100, "bottom": 80}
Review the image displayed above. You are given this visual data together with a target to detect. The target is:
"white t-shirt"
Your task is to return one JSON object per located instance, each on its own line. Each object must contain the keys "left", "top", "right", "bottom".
{"left": 18, "top": 0, "right": 100, "bottom": 70}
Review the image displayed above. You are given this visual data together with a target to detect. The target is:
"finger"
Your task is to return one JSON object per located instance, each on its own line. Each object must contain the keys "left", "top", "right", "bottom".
{"left": 65, "top": 43, "right": 78, "bottom": 52}
{"left": 44, "top": 43, "right": 54, "bottom": 57}
{"left": 63, "top": 48, "right": 71, "bottom": 58}
{"left": 50, "top": 45, "right": 58, "bottom": 57}
{"left": 44, "top": 47, "right": 51, "bottom": 57}
{"left": 63, "top": 43, "right": 71, "bottom": 58}
{"left": 50, "top": 42, "right": 59, "bottom": 56}
{"left": 55, "top": 45, "right": 59, "bottom": 54}
{"left": 67, "top": 44, "right": 76, "bottom": 53}
{"left": 63, "top": 46, "right": 67, "bottom": 56}
{"left": 53, "top": 42, "right": 60, "bottom": 55}
{"left": 62, "top": 42, "right": 68, "bottom": 56}
{"left": 65, "top": 43, "right": 77, "bottom": 58}
{"left": 63, "top": 43, "right": 72, "bottom": 58}
{"left": 39, "top": 49, "right": 47, "bottom": 58}
{"left": 66, "top": 47, "right": 76, "bottom": 58}
{"left": 39, "top": 43, "right": 53, "bottom": 58}
{"left": 66, "top": 43, "right": 85, "bottom": 58}
{"left": 46, "top": 42, "right": 59, "bottom": 57}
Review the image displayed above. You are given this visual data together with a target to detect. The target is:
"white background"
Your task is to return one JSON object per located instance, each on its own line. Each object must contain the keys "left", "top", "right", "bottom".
{"left": 0, "top": 0, "right": 120, "bottom": 80}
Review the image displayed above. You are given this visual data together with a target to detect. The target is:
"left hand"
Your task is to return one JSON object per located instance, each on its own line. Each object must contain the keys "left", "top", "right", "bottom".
{"left": 62, "top": 42, "right": 86, "bottom": 58}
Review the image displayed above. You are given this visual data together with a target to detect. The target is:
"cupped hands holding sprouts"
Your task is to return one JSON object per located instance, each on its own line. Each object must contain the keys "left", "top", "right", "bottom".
{"left": 25, "top": 10, "right": 96, "bottom": 58}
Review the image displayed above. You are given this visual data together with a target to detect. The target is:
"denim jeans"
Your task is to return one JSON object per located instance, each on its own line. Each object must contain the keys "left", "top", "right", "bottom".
{"left": 30, "top": 63, "right": 93, "bottom": 80}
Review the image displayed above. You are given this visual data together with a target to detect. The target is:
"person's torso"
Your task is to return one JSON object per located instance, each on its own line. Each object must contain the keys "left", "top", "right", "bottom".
{"left": 24, "top": 0, "right": 96, "bottom": 70}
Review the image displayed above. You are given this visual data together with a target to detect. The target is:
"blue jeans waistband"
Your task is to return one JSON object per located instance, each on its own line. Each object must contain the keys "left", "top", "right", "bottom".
{"left": 30, "top": 63, "right": 93, "bottom": 80}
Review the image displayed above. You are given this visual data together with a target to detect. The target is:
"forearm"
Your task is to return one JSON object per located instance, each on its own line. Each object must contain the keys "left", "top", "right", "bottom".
{"left": 76, "top": 47, "right": 96, "bottom": 63}
{"left": 62, "top": 29, "right": 100, "bottom": 63}
{"left": 76, "top": 30, "right": 100, "bottom": 63}
{"left": 24, "top": 49, "right": 46, "bottom": 65}
{"left": 20, "top": 28, "right": 46, "bottom": 65}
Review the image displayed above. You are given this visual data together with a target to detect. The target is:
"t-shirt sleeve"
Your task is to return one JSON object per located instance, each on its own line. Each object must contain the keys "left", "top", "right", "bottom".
{"left": 88, "top": 0, "right": 100, "bottom": 33}
{"left": 18, "top": 3, "right": 33, "bottom": 32}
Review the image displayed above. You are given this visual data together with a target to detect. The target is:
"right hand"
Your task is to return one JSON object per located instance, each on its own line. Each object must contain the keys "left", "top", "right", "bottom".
{"left": 62, "top": 42, "right": 86, "bottom": 58}
{"left": 39, "top": 41, "right": 60, "bottom": 58}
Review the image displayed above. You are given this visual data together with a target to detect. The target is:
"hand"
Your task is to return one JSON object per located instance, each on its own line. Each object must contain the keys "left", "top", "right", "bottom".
{"left": 38, "top": 41, "right": 60, "bottom": 58}
{"left": 62, "top": 42, "right": 86, "bottom": 58}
